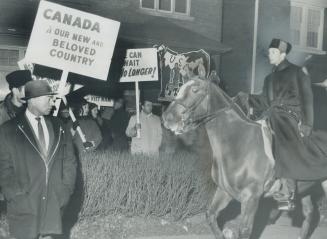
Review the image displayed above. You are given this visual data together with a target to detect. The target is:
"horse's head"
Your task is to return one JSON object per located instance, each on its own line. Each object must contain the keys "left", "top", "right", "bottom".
{"left": 162, "top": 76, "right": 213, "bottom": 134}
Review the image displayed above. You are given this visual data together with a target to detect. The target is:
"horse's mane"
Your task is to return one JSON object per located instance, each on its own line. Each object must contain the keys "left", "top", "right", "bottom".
{"left": 208, "top": 80, "right": 256, "bottom": 124}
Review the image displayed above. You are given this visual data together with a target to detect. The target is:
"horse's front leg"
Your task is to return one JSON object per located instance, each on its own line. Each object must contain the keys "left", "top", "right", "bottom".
{"left": 238, "top": 187, "right": 261, "bottom": 239}
{"left": 206, "top": 187, "right": 233, "bottom": 239}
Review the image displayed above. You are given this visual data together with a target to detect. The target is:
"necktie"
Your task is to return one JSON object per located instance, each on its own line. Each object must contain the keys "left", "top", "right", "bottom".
{"left": 35, "top": 117, "right": 46, "bottom": 153}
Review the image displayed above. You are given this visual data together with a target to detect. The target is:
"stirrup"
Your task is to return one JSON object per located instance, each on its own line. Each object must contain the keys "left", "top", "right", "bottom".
{"left": 276, "top": 192, "right": 295, "bottom": 211}
{"left": 277, "top": 200, "right": 295, "bottom": 211}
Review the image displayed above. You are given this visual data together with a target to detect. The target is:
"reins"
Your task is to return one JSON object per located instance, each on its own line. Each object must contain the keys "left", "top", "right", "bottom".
{"left": 173, "top": 80, "right": 233, "bottom": 128}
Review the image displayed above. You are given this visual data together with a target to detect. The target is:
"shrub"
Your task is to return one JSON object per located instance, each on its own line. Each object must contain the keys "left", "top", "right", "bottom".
{"left": 78, "top": 150, "right": 214, "bottom": 220}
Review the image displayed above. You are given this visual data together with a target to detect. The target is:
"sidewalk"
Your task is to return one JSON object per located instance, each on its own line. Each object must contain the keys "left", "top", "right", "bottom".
{"left": 132, "top": 215, "right": 327, "bottom": 239}
{"left": 133, "top": 225, "right": 326, "bottom": 239}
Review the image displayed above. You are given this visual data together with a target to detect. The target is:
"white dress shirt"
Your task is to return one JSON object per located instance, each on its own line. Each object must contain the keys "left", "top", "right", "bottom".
{"left": 25, "top": 109, "right": 50, "bottom": 151}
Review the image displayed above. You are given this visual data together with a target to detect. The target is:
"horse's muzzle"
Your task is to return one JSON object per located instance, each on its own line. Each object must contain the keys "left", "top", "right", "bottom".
{"left": 162, "top": 102, "right": 187, "bottom": 132}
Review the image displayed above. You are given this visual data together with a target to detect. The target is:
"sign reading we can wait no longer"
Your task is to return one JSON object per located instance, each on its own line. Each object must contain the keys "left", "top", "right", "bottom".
{"left": 25, "top": 0, "right": 120, "bottom": 81}
{"left": 120, "top": 48, "right": 158, "bottom": 83}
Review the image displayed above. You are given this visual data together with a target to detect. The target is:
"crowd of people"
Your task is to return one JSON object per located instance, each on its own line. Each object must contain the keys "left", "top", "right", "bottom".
{"left": 0, "top": 69, "right": 164, "bottom": 239}
{"left": 1, "top": 37, "right": 327, "bottom": 238}
{"left": 56, "top": 91, "right": 163, "bottom": 156}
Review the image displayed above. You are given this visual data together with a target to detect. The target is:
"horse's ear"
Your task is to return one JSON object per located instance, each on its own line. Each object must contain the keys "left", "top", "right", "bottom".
{"left": 209, "top": 70, "right": 221, "bottom": 87}
{"left": 196, "top": 75, "right": 207, "bottom": 81}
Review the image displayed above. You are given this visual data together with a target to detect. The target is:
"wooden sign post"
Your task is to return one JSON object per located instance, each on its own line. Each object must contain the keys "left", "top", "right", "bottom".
{"left": 23, "top": 0, "right": 120, "bottom": 149}
{"left": 120, "top": 48, "right": 159, "bottom": 138}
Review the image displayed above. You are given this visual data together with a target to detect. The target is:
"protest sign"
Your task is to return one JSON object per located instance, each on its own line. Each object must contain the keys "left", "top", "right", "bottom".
{"left": 25, "top": 0, "right": 120, "bottom": 81}
{"left": 17, "top": 58, "right": 35, "bottom": 75}
{"left": 120, "top": 48, "right": 158, "bottom": 138}
{"left": 157, "top": 45, "right": 210, "bottom": 101}
{"left": 120, "top": 48, "right": 158, "bottom": 83}
{"left": 84, "top": 95, "right": 114, "bottom": 107}
{"left": 18, "top": 58, "right": 83, "bottom": 96}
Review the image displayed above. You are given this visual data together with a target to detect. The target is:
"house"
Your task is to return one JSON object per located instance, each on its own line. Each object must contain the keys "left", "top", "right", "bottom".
{"left": 221, "top": 0, "right": 327, "bottom": 129}
{"left": 0, "top": 0, "right": 229, "bottom": 102}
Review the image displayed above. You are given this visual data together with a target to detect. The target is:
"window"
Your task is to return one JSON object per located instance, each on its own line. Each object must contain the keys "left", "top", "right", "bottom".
{"left": 141, "top": 0, "right": 155, "bottom": 9}
{"left": 140, "top": 0, "right": 191, "bottom": 18}
{"left": 0, "top": 49, "right": 19, "bottom": 66}
{"left": 0, "top": 46, "right": 26, "bottom": 100}
{"left": 290, "top": 1, "right": 325, "bottom": 54}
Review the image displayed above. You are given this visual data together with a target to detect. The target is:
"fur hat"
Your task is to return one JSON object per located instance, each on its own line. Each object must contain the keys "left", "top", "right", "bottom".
{"left": 269, "top": 38, "right": 292, "bottom": 54}
{"left": 6, "top": 70, "right": 33, "bottom": 90}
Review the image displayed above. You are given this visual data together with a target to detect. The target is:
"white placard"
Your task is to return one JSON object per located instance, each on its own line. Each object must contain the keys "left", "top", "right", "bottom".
{"left": 120, "top": 48, "right": 158, "bottom": 82}
{"left": 25, "top": 0, "right": 120, "bottom": 80}
{"left": 84, "top": 95, "right": 114, "bottom": 107}
{"left": 18, "top": 58, "right": 83, "bottom": 95}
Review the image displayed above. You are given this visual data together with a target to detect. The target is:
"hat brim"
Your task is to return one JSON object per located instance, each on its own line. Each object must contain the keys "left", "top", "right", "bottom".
{"left": 22, "top": 92, "right": 57, "bottom": 101}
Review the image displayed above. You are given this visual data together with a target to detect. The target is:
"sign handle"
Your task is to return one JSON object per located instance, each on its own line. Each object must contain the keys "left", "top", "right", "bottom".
{"left": 61, "top": 96, "right": 92, "bottom": 149}
{"left": 54, "top": 72, "right": 92, "bottom": 150}
{"left": 135, "top": 81, "right": 141, "bottom": 138}
{"left": 53, "top": 70, "right": 69, "bottom": 116}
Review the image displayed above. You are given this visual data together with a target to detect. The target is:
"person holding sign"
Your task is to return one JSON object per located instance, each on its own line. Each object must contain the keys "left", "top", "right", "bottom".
{"left": 0, "top": 80, "right": 77, "bottom": 239}
{"left": 72, "top": 100, "right": 102, "bottom": 154}
{"left": 125, "top": 98, "right": 162, "bottom": 156}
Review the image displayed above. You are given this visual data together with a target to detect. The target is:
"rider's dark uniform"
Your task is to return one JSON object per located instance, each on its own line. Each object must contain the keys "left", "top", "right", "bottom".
{"left": 249, "top": 59, "right": 327, "bottom": 181}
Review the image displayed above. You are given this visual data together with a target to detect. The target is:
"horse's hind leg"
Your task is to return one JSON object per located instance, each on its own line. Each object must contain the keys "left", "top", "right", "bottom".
{"left": 298, "top": 195, "right": 314, "bottom": 239}
{"left": 239, "top": 188, "right": 261, "bottom": 239}
{"left": 320, "top": 180, "right": 327, "bottom": 226}
{"left": 206, "top": 187, "right": 232, "bottom": 239}
{"left": 321, "top": 179, "right": 327, "bottom": 198}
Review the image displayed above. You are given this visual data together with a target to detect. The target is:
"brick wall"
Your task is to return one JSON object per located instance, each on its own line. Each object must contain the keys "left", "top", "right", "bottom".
{"left": 93, "top": 0, "right": 222, "bottom": 42}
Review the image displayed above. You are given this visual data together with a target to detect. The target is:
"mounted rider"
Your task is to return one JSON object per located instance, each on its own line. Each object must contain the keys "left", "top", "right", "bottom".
{"left": 243, "top": 38, "right": 327, "bottom": 210}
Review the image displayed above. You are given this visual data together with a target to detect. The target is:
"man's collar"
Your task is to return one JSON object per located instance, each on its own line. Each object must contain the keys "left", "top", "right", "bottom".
{"left": 273, "top": 59, "right": 291, "bottom": 72}
{"left": 141, "top": 111, "right": 153, "bottom": 117}
{"left": 25, "top": 108, "right": 43, "bottom": 120}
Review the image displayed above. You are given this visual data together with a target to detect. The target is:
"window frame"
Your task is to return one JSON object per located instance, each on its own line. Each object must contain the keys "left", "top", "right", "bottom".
{"left": 0, "top": 45, "right": 27, "bottom": 100}
{"left": 139, "top": 0, "right": 193, "bottom": 20}
{"left": 0, "top": 45, "right": 26, "bottom": 71}
{"left": 157, "top": 0, "right": 173, "bottom": 14}
{"left": 290, "top": 0, "right": 326, "bottom": 54}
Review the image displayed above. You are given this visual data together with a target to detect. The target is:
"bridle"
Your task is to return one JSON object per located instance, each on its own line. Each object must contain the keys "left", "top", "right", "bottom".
{"left": 172, "top": 80, "right": 232, "bottom": 128}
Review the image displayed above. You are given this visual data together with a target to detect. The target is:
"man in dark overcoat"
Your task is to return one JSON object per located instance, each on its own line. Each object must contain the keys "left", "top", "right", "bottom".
{"left": 0, "top": 70, "right": 32, "bottom": 205}
{"left": 248, "top": 39, "right": 327, "bottom": 210}
{"left": 109, "top": 98, "right": 130, "bottom": 151}
{"left": 0, "top": 80, "right": 77, "bottom": 239}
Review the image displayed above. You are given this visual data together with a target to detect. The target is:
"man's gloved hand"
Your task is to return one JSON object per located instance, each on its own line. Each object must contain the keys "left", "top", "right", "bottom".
{"left": 237, "top": 91, "right": 249, "bottom": 102}
{"left": 83, "top": 141, "right": 95, "bottom": 150}
{"left": 299, "top": 124, "right": 312, "bottom": 137}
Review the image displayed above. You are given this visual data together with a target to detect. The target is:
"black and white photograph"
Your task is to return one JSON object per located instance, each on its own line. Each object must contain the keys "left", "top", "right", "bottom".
{"left": 0, "top": 0, "right": 327, "bottom": 238}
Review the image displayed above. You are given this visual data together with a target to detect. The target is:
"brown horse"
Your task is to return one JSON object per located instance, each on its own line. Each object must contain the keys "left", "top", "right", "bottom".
{"left": 162, "top": 76, "right": 327, "bottom": 239}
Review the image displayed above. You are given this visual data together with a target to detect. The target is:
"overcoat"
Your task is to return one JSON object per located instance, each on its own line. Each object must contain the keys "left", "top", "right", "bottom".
{"left": 0, "top": 93, "right": 24, "bottom": 125}
{"left": 109, "top": 108, "right": 130, "bottom": 151}
{"left": 0, "top": 113, "right": 77, "bottom": 239}
{"left": 250, "top": 60, "right": 327, "bottom": 180}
